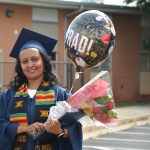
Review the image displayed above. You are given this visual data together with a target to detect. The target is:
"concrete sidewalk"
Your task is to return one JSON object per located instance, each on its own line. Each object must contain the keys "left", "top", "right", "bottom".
{"left": 81, "top": 103, "right": 150, "bottom": 140}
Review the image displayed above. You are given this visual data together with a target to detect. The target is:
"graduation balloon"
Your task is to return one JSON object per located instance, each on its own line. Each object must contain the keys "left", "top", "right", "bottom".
{"left": 65, "top": 10, "right": 116, "bottom": 72}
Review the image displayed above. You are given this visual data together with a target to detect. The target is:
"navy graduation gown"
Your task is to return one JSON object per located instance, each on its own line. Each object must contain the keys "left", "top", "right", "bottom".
{"left": 0, "top": 85, "right": 83, "bottom": 150}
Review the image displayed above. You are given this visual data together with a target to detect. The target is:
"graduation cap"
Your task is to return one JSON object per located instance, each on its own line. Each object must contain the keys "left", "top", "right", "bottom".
{"left": 9, "top": 28, "right": 57, "bottom": 58}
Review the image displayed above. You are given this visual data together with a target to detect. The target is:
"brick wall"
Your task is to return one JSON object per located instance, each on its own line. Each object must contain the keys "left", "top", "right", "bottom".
{"left": 0, "top": 3, "right": 32, "bottom": 87}
{"left": 112, "top": 14, "right": 141, "bottom": 102}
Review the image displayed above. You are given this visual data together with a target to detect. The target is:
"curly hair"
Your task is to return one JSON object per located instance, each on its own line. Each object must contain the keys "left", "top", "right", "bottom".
{"left": 9, "top": 52, "right": 58, "bottom": 88}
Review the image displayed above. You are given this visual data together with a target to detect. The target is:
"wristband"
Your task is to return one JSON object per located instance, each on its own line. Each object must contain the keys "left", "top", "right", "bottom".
{"left": 57, "top": 129, "right": 65, "bottom": 138}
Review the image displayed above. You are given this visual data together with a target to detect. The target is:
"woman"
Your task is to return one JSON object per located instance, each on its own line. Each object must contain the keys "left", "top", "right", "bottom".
{"left": 0, "top": 28, "right": 82, "bottom": 150}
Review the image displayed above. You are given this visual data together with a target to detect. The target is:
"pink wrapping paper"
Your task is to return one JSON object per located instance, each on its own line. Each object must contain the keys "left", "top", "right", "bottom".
{"left": 67, "top": 71, "right": 118, "bottom": 125}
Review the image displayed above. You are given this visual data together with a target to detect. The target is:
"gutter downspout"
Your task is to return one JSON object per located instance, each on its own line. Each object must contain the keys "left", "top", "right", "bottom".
{"left": 63, "top": 5, "right": 84, "bottom": 88}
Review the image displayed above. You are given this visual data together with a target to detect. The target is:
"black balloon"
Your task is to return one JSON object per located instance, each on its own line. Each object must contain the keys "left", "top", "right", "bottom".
{"left": 65, "top": 10, "right": 116, "bottom": 72}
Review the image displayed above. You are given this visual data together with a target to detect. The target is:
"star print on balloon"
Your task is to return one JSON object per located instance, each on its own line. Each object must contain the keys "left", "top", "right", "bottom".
{"left": 65, "top": 10, "right": 116, "bottom": 72}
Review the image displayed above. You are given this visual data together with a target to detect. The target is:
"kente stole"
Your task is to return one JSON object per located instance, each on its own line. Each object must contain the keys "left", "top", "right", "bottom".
{"left": 9, "top": 81, "right": 55, "bottom": 150}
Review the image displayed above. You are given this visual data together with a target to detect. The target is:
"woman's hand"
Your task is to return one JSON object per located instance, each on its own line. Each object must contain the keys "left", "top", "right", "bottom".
{"left": 17, "top": 122, "right": 44, "bottom": 134}
{"left": 44, "top": 119, "right": 63, "bottom": 136}
{"left": 26, "top": 122, "right": 44, "bottom": 134}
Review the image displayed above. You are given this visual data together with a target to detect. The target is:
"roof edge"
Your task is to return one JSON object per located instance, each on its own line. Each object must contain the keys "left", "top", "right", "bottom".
{"left": 0, "top": 0, "right": 143, "bottom": 15}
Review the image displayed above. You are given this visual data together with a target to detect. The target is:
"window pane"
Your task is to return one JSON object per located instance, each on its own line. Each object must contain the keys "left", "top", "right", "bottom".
{"left": 140, "top": 26, "right": 150, "bottom": 71}
{"left": 32, "top": 22, "right": 58, "bottom": 61}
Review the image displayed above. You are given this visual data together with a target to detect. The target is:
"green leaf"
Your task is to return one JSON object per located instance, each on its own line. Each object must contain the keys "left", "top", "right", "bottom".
{"left": 107, "top": 110, "right": 118, "bottom": 119}
{"left": 94, "top": 95, "right": 112, "bottom": 105}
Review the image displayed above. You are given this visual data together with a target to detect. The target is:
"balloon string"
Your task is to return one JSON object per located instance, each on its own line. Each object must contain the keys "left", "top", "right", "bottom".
{"left": 69, "top": 72, "right": 83, "bottom": 95}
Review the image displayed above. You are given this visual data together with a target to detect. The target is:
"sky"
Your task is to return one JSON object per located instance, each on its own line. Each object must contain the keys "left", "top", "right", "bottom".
{"left": 104, "top": 0, "right": 125, "bottom": 5}
{"left": 103, "top": 0, "right": 136, "bottom": 6}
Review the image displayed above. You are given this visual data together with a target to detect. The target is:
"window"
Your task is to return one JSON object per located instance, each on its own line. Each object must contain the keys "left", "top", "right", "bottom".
{"left": 32, "top": 8, "right": 58, "bottom": 61}
{"left": 140, "top": 17, "right": 150, "bottom": 94}
{"left": 32, "top": 22, "right": 58, "bottom": 61}
{"left": 140, "top": 17, "right": 150, "bottom": 71}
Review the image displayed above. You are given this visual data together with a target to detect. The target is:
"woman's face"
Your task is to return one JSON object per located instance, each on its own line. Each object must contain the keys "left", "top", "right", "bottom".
{"left": 19, "top": 48, "right": 44, "bottom": 81}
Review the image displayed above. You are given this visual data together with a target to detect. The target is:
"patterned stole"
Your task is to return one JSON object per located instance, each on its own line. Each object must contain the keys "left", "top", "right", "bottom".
{"left": 9, "top": 81, "right": 55, "bottom": 150}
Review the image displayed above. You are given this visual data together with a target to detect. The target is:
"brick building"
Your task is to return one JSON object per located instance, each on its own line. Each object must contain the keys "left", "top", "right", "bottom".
{"left": 0, "top": 0, "right": 150, "bottom": 102}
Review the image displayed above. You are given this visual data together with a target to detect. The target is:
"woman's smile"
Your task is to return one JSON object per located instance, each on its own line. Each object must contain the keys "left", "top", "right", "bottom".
{"left": 28, "top": 69, "right": 36, "bottom": 74}
{"left": 28, "top": 68, "right": 37, "bottom": 73}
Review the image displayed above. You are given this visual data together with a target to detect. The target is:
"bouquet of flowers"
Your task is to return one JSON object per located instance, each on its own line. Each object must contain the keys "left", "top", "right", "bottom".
{"left": 48, "top": 71, "right": 118, "bottom": 126}
{"left": 31, "top": 71, "right": 118, "bottom": 140}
